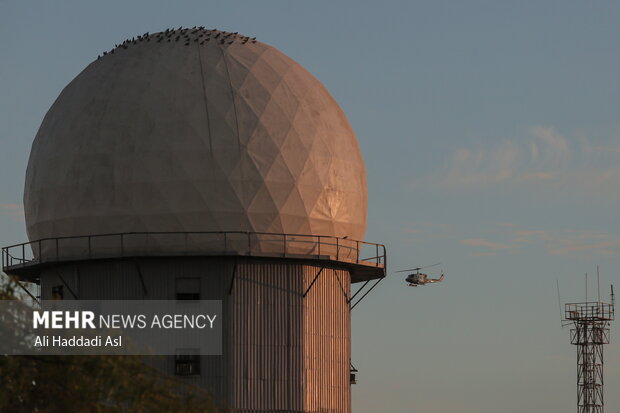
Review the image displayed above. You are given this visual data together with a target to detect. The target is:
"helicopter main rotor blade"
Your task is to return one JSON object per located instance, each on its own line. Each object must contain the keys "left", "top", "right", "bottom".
{"left": 395, "top": 267, "right": 422, "bottom": 273}
{"left": 419, "top": 262, "right": 441, "bottom": 270}
{"left": 395, "top": 262, "right": 441, "bottom": 273}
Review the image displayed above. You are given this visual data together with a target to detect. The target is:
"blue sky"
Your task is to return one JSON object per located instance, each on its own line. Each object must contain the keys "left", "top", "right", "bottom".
{"left": 2, "top": 1, "right": 620, "bottom": 412}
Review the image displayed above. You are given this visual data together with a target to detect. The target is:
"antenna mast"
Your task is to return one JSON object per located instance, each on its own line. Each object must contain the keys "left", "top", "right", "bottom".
{"left": 563, "top": 270, "right": 615, "bottom": 413}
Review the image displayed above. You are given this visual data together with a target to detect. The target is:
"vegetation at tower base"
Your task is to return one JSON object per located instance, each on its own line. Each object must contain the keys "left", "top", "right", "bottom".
{"left": 0, "top": 278, "right": 225, "bottom": 413}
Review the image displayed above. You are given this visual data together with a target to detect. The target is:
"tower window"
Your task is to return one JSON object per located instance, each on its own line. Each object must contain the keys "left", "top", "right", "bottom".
{"left": 175, "top": 349, "right": 200, "bottom": 376}
{"left": 52, "top": 285, "right": 63, "bottom": 300}
{"left": 176, "top": 277, "right": 200, "bottom": 300}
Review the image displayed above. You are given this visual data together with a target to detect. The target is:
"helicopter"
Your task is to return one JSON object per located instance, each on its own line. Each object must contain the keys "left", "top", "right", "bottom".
{"left": 396, "top": 263, "right": 445, "bottom": 287}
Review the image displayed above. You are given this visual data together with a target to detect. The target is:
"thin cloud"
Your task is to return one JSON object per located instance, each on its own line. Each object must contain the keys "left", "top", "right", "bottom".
{"left": 582, "top": 143, "right": 620, "bottom": 153}
{"left": 496, "top": 222, "right": 517, "bottom": 228}
{"left": 544, "top": 231, "right": 620, "bottom": 255}
{"left": 459, "top": 227, "right": 620, "bottom": 257}
{"left": 460, "top": 238, "right": 512, "bottom": 250}
{"left": 530, "top": 126, "right": 570, "bottom": 169}
{"left": 548, "top": 240, "right": 619, "bottom": 256}
{"left": 402, "top": 222, "right": 453, "bottom": 242}
{"left": 0, "top": 203, "right": 25, "bottom": 223}
{"left": 441, "top": 140, "right": 519, "bottom": 187}
{"left": 512, "top": 230, "right": 552, "bottom": 243}
{"left": 0, "top": 203, "right": 24, "bottom": 217}
{"left": 470, "top": 251, "right": 499, "bottom": 257}
{"left": 429, "top": 125, "right": 620, "bottom": 198}
{"left": 403, "top": 228, "right": 425, "bottom": 234}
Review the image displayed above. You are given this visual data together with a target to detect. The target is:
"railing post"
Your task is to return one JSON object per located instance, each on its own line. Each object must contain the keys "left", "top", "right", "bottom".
{"left": 336, "top": 237, "right": 339, "bottom": 261}
{"left": 224, "top": 232, "right": 228, "bottom": 252}
{"left": 56, "top": 238, "right": 59, "bottom": 262}
{"left": 376, "top": 244, "right": 379, "bottom": 267}
{"left": 88, "top": 236, "right": 91, "bottom": 260}
{"left": 22, "top": 244, "right": 25, "bottom": 267}
{"left": 356, "top": 241, "right": 360, "bottom": 264}
{"left": 283, "top": 234, "right": 287, "bottom": 257}
{"left": 318, "top": 236, "right": 321, "bottom": 257}
{"left": 248, "top": 232, "right": 251, "bottom": 256}
{"left": 120, "top": 233, "right": 124, "bottom": 257}
{"left": 185, "top": 233, "right": 188, "bottom": 256}
{"left": 383, "top": 245, "right": 387, "bottom": 272}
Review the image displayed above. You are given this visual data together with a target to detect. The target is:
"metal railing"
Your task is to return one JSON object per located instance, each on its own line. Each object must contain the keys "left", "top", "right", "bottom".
{"left": 2, "top": 231, "right": 386, "bottom": 272}
{"left": 565, "top": 302, "right": 615, "bottom": 322}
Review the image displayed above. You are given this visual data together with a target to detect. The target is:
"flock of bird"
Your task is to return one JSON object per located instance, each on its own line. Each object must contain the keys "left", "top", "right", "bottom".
{"left": 98, "top": 26, "right": 257, "bottom": 59}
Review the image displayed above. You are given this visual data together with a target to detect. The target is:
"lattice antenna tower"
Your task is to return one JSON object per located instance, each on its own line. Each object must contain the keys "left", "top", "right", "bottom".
{"left": 563, "top": 267, "right": 615, "bottom": 413}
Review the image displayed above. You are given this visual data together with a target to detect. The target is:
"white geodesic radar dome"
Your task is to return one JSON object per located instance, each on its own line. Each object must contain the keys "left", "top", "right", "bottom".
{"left": 24, "top": 28, "right": 367, "bottom": 253}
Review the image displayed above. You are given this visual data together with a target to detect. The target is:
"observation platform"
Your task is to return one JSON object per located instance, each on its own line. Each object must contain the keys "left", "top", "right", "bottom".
{"left": 2, "top": 231, "right": 386, "bottom": 284}
{"left": 565, "top": 302, "right": 615, "bottom": 322}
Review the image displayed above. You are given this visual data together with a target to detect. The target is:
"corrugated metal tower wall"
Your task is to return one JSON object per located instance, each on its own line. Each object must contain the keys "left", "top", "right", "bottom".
{"left": 38, "top": 257, "right": 351, "bottom": 413}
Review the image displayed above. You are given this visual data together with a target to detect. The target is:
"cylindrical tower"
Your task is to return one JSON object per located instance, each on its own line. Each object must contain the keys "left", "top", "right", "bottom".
{"left": 2, "top": 28, "right": 386, "bottom": 413}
